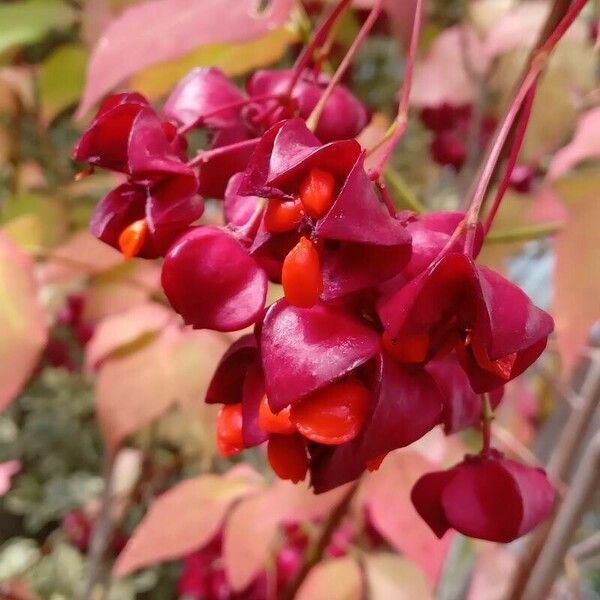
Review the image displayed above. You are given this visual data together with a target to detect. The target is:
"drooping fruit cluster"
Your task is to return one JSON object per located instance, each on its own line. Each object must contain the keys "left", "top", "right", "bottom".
{"left": 74, "top": 56, "right": 555, "bottom": 541}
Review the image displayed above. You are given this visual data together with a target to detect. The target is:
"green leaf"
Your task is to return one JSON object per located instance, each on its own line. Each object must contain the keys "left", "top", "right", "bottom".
{"left": 0, "top": 0, "right": 76, "bottom": 55}
{"left": 39, "top": 44, "right": 88, "bottom": 125}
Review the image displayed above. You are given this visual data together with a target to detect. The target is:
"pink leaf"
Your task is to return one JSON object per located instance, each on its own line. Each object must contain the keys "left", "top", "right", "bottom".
{"left": 467, "top": 547, "right": 516, "bottom": 600}
{"left": 410, "top": 26, "right": 489, "bottom": 107}
{"left": 0, "top": 460, "right": 21, "bottom": 496}
{"left": 223, "top": 480, "right": 349, "bottom": 591}
{"left": 95, "top": 327, "right": 227, "bottom": 453}
{"left": 364, "top": 450, "right": 453, "bottom": 585}
{"left": 85, "top": 302, "right": 172, "bottom": 370}
{"left": 553, "top": 192, "right": 600, "bottom": 374}
{"left": 353, "top": 0, "right": 418, "bottom": 49}
{"left": 114, "top": 470, "right": 258, "bottom": 576}
{"left": 77, "top": 0, "right": 296, "bottom": 117}
{"left": 296, "top": 557, "right": 363, "bottom": 600}
{"left": 483, "top": 1, "right": 586, "bottom": 59}
{"left": 0, "top": 233, "right": 48, "bottom": 412}
{"left": 39, "top": 230, "right": 122, "bottom": 284}
{"left": 547, "top": 107, "right": 600, "bottom": 180}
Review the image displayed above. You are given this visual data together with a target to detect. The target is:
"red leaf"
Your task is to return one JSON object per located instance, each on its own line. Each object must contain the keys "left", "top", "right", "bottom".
{"left": 114, "top": 470, "right": 259, "bottom": 576}
{"left": 0, "top": 233, "right": 48, "bottom": 411}
{"left": 296, "top": 557, "right": 363, "bottom": 600}
{"left": 364, "top": 450, "right": 453, "bottom": 585}
{"left": 77, "top": 0, "right": 296, "bottom": 116}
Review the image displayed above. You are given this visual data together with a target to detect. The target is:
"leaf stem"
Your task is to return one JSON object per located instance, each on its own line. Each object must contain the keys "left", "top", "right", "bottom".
{"left": 187, "top": 137, "right": 260, "bottom": 168}
{"left": 481, "top": 393, "right": 493, "bottom": 454}
{"left": 177, "top": 94, "right": 286, "bottom": 135}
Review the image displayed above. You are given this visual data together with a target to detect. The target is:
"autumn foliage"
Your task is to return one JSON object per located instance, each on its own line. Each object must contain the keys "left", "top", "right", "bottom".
{"left": 0, "top": 1, "right": 598, "bottom": 599}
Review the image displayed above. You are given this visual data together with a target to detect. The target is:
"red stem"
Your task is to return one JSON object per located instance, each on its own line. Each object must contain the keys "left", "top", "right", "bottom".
{"left": 483, "top": 84, "right": 538, "bottom": 235}
{"left": 187, "top": 137, "right": 260, "bottom": 168}
{"left": 286, "top": 0, "right": 353, "bottom": 95}
{"left": 375, "top": 179, "right": 397, "bottom": 218}
{"left": 177, "top": 94, "right": 285, "bottom": 135}
{"left": 463, "top": 0, "right": 588, "bottom": 255}
{"left": 368, "top": 0, "right": 425, "bottom": 180}
{"left": 306, "top": 0, "right": 385, "bottom": 131}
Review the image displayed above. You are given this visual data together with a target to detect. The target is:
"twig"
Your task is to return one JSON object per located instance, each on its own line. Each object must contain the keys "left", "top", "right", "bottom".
{"left": 522, "top": 431, "right": 600, "bottom": 600}
{"left": 282, "top": 481, "right": 360, "bottom": 600}
{"left": 569, "top": 531, "right": 600, "bottom": 562}
{"left": 506, "top": 350, "right": 600, "bottom": 600}
{"left": 286, "top": 0, "right": 353, "bottom": 95}
{"left": 548, "top": 353, "right": 600, "bottom": 478}
{"left": 80, "top": 454, "right": 118, "bottom": 600}
{"left": 483, "top": 84, "right": 538, "bottom": 234}
{"left": 187, "top": 137, "right": 260, "bottom": 168}
{"left": 306, "top": 0, "right": 385, "bottom": 132}
{"left": 462, "top": 0, "right": 589, "bottom": 256}
{"left": 367, "top": 0, "right": 425, "bottom": 180}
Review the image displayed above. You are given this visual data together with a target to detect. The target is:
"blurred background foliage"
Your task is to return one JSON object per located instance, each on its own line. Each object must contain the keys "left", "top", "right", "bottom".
{"left": 0, "top": 0, "right": 598, "bottom": 598}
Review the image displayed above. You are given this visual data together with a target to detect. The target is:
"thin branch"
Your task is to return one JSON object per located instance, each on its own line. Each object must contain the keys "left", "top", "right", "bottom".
{"left": 462, "top": 0, "right": 589, "bottom": 255}
{"left": 570, "top": 531, "right": 600, "bottom": 562}
{"left": 81, "top": 454, "right": 118, "bottom": 600}
{"left": 506, "top": 349, "right": 600, "bottom": 600}
{"left": 523, "top": 431, "right": 600, "bottom": 600}
{"left": 286, "top": 0, "right": 353, "bottom": 95}
{"left": 367, "top": 0, "right": 425, "bottom": 180}
{"left": 306, "top": 0, "right": 385, "bottom": 132}
{"left": 547, "top": 355, "right": 600, "bottom": 479}
{"left": 483, "top": 84, "right": 538, "bottom": 235}
{"left": 282, "top": 481, "right": 360, "bottom": 600}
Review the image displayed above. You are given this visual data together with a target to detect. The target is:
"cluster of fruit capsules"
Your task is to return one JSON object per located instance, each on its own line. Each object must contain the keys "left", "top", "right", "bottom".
{"left": 74, "top": 53, "right": 556, "bottom": 542}
{"left": 43, "top": 294, "right": 95, "bottom": 371}
{"left": 419, "top": 102, "right": 538, "bottom": 192}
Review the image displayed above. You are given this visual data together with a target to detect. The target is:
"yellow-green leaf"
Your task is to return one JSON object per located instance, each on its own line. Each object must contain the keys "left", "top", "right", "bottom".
{"left": 39, "top": 44, "right": 88, "bottom": 124}
{"left": 0, "top": 232, "right": 48, "bottom": 411}
{"left": 132, "top": 27, "right": 297, "bottom": 100}
{"left": 1, "top": 194, "right": 67, "bottom": 251}
{"left": 0, "top": 0, "right": 76, "bottom": 55}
